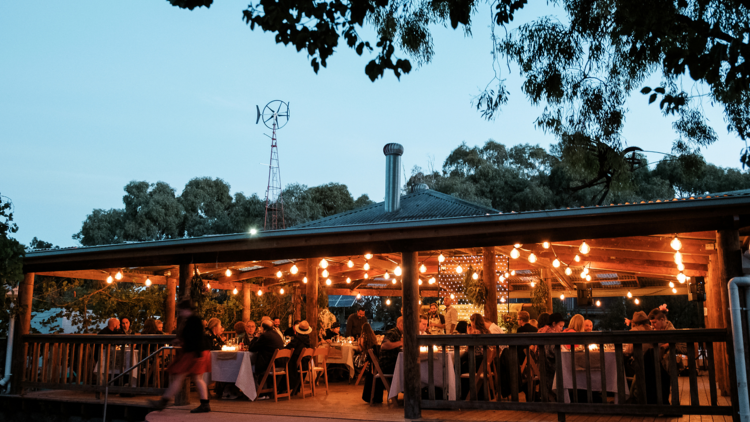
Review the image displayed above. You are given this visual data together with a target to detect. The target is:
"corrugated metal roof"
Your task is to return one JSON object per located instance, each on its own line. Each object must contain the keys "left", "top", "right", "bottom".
{"left": 293, "top": 189, "right": 498, "bottom": 229}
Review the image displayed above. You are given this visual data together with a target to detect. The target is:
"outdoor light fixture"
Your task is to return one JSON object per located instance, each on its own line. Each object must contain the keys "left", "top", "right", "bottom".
{"left": 279, "top": 288, "right": 285, "bottom": 294}
{"left": 528, "top": 253, "right": 537, "bottom": 263}
{"left": 552, "top": 259, "right": 560, "bottom": 268}
{"left": 472, "top": 273, "right": 479, "bottom": 280}
{"left": 596, "top": 300, "right": 601, "bottom": 307}
{"left": 392, "top": 279, "right": 397, "bottom": 285}
{"left": 364, "top": 272, "right": 369, "bottom": 279}
{"left": 499, "top": 275, "right": 505, "bottom": 282}
{"left": 206, "top": 282, "right": 211, "bottom": 289}
{"left": 587, "top": 275, "right": 592, "bottom": 281}
{"left": 347, "top": 259, "right": 354, "bottom": 268}
{"left": 325, "top": 278, "right": 332, "bottom": 286}
{"left": 418, "top": 279, "right": 423, "bottom": 285}
{"left": 394, "top": 266, "right": 402, "bottom": 276}
{"left": 233, "top": 287, "right": 238, "bottom": 295}
{"left": 115, "top": 271, "right": 123, "bottom": 281}
{"left": 438, "top": 253, "right": 445, "bottom": 263}
{"left": 574, "top": 255, "right": 581, "bottom": 262}
{"left": 450, "top": 293, "right": 455, "bottom": 299}
{"left": 290, "top": 265, "right": 298, "bottom": 275}
{"left": 677, "top": 262, "right": 685, "bottom": 271}
{"left": 145, "top": 278, "right": 152, "bottom": 286}
{"left": 669, "top": 281, "right": 675, "bottom": 288}
{"left": 543, "top": 241, "right": 550, "bottom": 249}
{"left": 356, "top": 293, "right": 361, "bottom": 299}
{"left": 428, "top": 277, "right": 436, "bottom": 284}
{"left": 500, "top": 296, "right": 506, "bottom": 303}
{"left": 386, "top": 299, "right": 391, "bottom": 305}
{"left": 320, "top": 259, "right": 328, "bottom": 269}
{"left": 580, "top": 271, "right": 587, "bottom": 278}
{"left": 627, "top": 291, "right": 632, "bottom": 298}
{"left": 505, "top": 272, "right": 510, "bottom": 278}
{"left": 303, "top": 277, "right": 308, "bottom": 284}
{"left": 321, "top": 269, "right": 329, "bottom": 277}
{"left": 257, "top": 290, "right": 263, "bottom": 296}
{"left": 677, "top": 272, "right": 687, "bottom": 283}
{"left": 579, "top": 242, "right": 590, "bottom": 254}
{"left": 365, "top": 253, "right": 373, "bottom": 260}
{"left": 107, "top": 275, "right": 113, "bottom": 284}
{"left": 674, "top": 251, "right": 683, "bottom": 264}
{"left": 510, "top": 248, "right": 520, "bottom": 259}
{"left": 511, "top": 270, "right": 515, "bottom": 276}
{"left": 672, "top": 288, "right": 677, "bottom": 293}
{"left": 384, "top": 271, "right": 390, "bottom": 279}
{"left": 455, "top": 265, "right": 463, "bottom": 274}
{"left": 514, "top": 243, "right": 522, "bottom": 248}
{"left": 565, "top": 267, "right": 572, "bottom": 276}
{"left": 363, "top": 262, "right": 370, "bottom": 270}
{"left": 530, "top": 281, "right": 536, "bottom": 288}
{"left": 671, "top": 236, "right": 682, "bottom": 251}
{"left": 276, "top": 270, "right": 283, "bottom": 278}
{"left": 560, "top": 293, "right": 565, "bottom": 300}
{"left": 420, "top": 264, "right": 427, "bottom": 273}
{"left": 634, "top": 298, "right": 640, "bottom": 305}
{"left": 225, "top": 269, "right": 232, "bottom": 277}
{"left": 346, "top": 277, "right": 351, "bottom": 284}
{"left": 249, "top": 228, "right": 257, "bottom": 235}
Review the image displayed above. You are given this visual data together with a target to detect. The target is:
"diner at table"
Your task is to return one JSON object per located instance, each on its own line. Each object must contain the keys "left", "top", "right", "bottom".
{"left": 248, "top": 320, "right": 284, "bottom": 381}
{"left": 285, "top": 320, "right": 313, "bottom": 395}
{"left": 362, "top": 317, "right": 402, "bottom": 403}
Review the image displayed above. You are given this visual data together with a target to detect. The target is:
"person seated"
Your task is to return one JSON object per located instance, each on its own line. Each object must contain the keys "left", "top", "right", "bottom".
{"left": 205, "top": 318, "right": 226, "bottom": 350}
{"left": 369, "top": 317, "right": 403, "bottom": 403}
{"left": 120, "top": 317, "right": 133, "bottom": 335}
{"left": 142, "top": 319, "right": 163, "bottom": 334}
{"left": 243, "top": 321, "right": 259, "bottom": 348}
{"left": 99, "top": 318, "right": 124, "bottom": 335}
{"left": 624, "top": 311, "right": 667, "bottom": 405}
{"left": 284, "top": 320, "right": 300, "bottom": 338}
{"left": 261, "top": 316, "right": 285, "bottom": 342}
{"left": 285, "top": 320, "right": 313, "bottom": 395}
{"left": 155, "top": 319, "right": 166, "bottom": 334}
{"left": 418, "top": 315, "right": 429, "bottom": 335}
{"left": 516, "top": 311, "right": 538, "bottom": 333}
{"left": 563, "top": 314, "right": 584, "bottom": 350}
{"left": 234, "top": 321, "right": 246, "bottom": 344}
{"left": 454, "top": 321, "right": 468, "bottom": 334}
{"left": 248, "top": 321, "right": 284, "bottom": 379}
{"left": 324, "top": 322, "right": 341, "bottom": 342}
{"left": 583, "top": 319, "right": 594, "bottom": 332}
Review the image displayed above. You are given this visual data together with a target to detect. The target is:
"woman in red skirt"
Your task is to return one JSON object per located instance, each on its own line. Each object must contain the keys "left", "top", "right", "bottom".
{"left": 150, "top": 300, "right": 211, "bottom": 413}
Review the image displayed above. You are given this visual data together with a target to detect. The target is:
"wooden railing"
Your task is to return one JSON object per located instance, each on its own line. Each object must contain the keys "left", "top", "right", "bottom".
{"left": 418, "top": 329, "right": 732, "bottom": 419}
{"left": 19, "top": 334, "right": 177, "bottom": 395}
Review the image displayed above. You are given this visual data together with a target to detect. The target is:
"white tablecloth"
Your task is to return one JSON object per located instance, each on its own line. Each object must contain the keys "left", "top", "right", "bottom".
{"left": 389, "top": 351, "right": 456, "bottom": 400}
{"left": 203, "top": 351, "right": 257, "bottom": 401}
{"left": 552, "top": 351, "right": 629, "bottom": 403}
{"left": 325, "top": 343, "right": 356, "bottom": 377}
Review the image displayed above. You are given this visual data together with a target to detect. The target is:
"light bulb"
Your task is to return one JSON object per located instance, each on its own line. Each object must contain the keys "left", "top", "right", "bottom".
{"left": 671, "top": 236, "right": 682, "bottom": 251}
{"left": 580, "top": 271, "right": 587, "bottom": 278}
{"left": 386, "top": 299, "right": 391, "bottom": 305}
{"left": 303, "top": 277, "right": 308, "bottom": 284}
{"left": 365, "top": 253, "right": 373, "bottom": 260}
{"left": 499, "top": 275, "right": 505, "bottom": 282}
{"left": 115, "top": 271, "right": 123, "bottom": 280}
{"left": 392, "top": 279, "right": 397, "bottom": 285}
{"left": 206, "top": 282, "right": 211, "bottom": 289}
{"left": 276, "top": 270, "right": 283, "bottom": 278}
{"left": 627, "top": 291, "right": 632, "bottom": 298}
{"left": 450, "top": 293, "right": 455, "bottom": 299}
{"left": 145, "top": 277, "right": 152, "bottom": 286}
{"left": 672, "top": 288, "right": 677, "bottom": 293}
{"left": 346, "top": 277, "right": 351, "bottom": 284}
{"left": 279, "top": 288, "right": 285, "bottom": 294}
{"left": 322, "top": 269, "right": 329, "bottom": 277}
{"left": 560, "top": 293, "right": 565, "bottom": 300}
{"left": 320, "top": 259, "right": 328, "bottom": 268}
{"left": 565, "top": 267, "right": 572, "bottom": 276}
{"left": 326, "top": 278, "right": 332, "bottom": 286}
{"left": 107, "top": 275, "right": 113, "bottom": 284}
{"left": 528, "top": 253, "right": 537, "bottom": 263}
{"left": 530, "top": 281, "right": 536, "bottom": 288}
{"left": 438, "top": 253, "right": 446, "bottom": 263}
{"left": 510, "top": 248, "right": 520, "bottom": 259}
{"left": 455, "top": 265, "right": 463, "bottom": 274}
{"left": 504, "top": 272, "right": 510, "bottom": 278}
{"left": 225, "top": 269, "right": 232, "bottom": 277}
{"left": 634, "top": 298, "right": 640, "bottom": 305}
{"left": 471, "top": 272, "right": 478, "bottom": 280}
{"left": 500, "top": 296, "right": 506, "bottom": 303}
{"left": 514, "top": 243, "right": 522, "bottom": 248}
{"left": 677, "top": 262, "right": 685, "bottom": 271}
{"left": 418, "top": 279, "right": 423, "bottom": 285}
{"left": 428, "top": 277, "right": 436, "bottom": 284}
{"left": 420, "top": 264, "right": 427, "bottom": 273}
{"left": 384, "top": 271, "right": 390, "bottom": 279}
{"left": 552, "top": 259, "right": 560, "bottom": 268}
{"left": 511, "top": 270, "right": 515, "bottom": 276}
{"left": 249, "top": 228, "right": 257, "bottom": 235}
{"left": 356, "top": 293, "right": 361, "bottom": 299}
{"left": 579, "top": 242, "right": 590, "bottom": 254}
{"left": 290, "top": 265, "right": 298, "bottom": 274}
{"left": 574, "top": 255, "right": 581, "bottom": 262}
{"left": 232, "top": 287, "right": 238, "bottom": 295}
{"left": 596, "top": 300, "right": 601, "bottom": 307}
{"left": 394, "top": 266, "right": 402, "bottom": 276}
{"left": 364, "top": 272, "right": 369, "bottom": 279}
{"left": 363, "top": 262, "right": 370, "bottom": 270}
{"left": 677, "top": 272, "right": 686, "bottom": 283}
{"left": 347, "top": 259, "right": 354, "bottom": 268}
{"left": 586, "top": 275, "right": 591, "bottom": 281}
{"left": 674, "top": 251, "right": 683, "bottom": 264}
{"left": 257, "top": 289, "right": 263, "bottom": 296}
{"left": 669, "top": 281, "right": 675, "bottom": 288}
{"left": 543, "top": 241, "right": 550, "bottom": 249}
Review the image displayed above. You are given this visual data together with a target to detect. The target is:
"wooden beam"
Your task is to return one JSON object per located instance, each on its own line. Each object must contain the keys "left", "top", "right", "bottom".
{"left": 553, "top": 237, "right": 714, "bottom": 255}
{"left": 553, "top": 253, "right": 708, "bottom": 272}
{"left": 242, "top": 283, "right": 252, "bottom": 324}
{"left": 546, "top": 245, "right": 710, "bottom": 264}
{"left": 325, "top": 288, "right": 440, "bottom": 297}
{"left": 36, "top": 270, "right": 168, "bottom": 285}
{"left": 582, "top": 261, "right": 704, "bottom": 278}
{"left": 402, "top": 251, "right": 421, "bottom": 419}
{"left": 716, "top": 229, "right": 743, "bottom": 405}
{"left": 482, "top": 247, "right": 498, "bottom": 324}
{"left": 11, "top": 272, "right": 34, "bottom": 394}
{"left": 165, "top": 277, "right": 177, "bottom": 334}
{"left": 497, "top": 246, "right": 575, "bottom": 290}
{"left": 306, "top": 258, "right": 319, "bottom": 348}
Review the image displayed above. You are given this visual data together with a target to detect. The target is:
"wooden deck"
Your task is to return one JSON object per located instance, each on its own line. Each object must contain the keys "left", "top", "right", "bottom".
{"left": 16, "top": 373, "right": 732, "bottom": 422}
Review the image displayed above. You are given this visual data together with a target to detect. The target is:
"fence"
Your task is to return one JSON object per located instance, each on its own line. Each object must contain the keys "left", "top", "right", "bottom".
{"left": 417, "top": 329, "right": 732, "bottom": 418}
{"left": 19, "top": 334, "right": 176, "bottom": 396}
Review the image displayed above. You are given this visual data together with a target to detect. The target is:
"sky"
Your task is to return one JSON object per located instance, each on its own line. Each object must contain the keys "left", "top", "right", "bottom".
{"left": 1, "top": 1, "right": 745, "bottom": 248}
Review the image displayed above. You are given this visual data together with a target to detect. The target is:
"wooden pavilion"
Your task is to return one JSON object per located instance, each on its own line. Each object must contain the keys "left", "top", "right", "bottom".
{"left": 10, "top": 145, "right": 750, "bottom": 421}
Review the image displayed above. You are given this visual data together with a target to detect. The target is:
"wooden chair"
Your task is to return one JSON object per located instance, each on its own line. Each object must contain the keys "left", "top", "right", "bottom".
{"left": 525, "top": 351, "right": 542, "bottom": 402}
{"left": 296, "top": 348, "right": 315, "bottom": 399}
{"left": 311, "top": 346, "right": 329, "bottom": 396}
{"left": 256, "top": 348, "right": 293, "bottom": 402}
{"left": 462, "top": 347, "right": 497, "bottom": 401}
{"left": 355, "top": 361, "right": 369, "bottom": 386}
{"left": 367, "top": 349, "right": 394, "bottom": 406}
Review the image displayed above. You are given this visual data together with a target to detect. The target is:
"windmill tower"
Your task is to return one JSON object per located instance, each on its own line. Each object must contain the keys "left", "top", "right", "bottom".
{"left": 256, "top": 100, "right": 290, "bottom": 230}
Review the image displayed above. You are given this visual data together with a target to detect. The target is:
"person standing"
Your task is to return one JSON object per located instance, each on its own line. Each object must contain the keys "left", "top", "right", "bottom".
{"left": 427, "top": 303, "right": 445, "bottom": 335}
{"left": 443, "top": 297, "right": 458, "bottom": 334}
{"left": 149, "top": 300, "right": 211, "bottom": 413}
{"left": 346, "top": 307, "right": 368, "bottom": 339}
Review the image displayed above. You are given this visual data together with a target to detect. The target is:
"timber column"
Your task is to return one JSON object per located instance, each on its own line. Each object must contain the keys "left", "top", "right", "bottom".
{"left": 164, "top": 275, "right": 177, "bottom": 334}
{"left": 541, "top": 268, "right": 553, "bottom": 314}
{"left": 706, "top": 255, "right": 729, "bottom": 396}
{"left": 293, "top": 284, "right": 302, "bottom": 322}
{"left": 482, "top": 247, "right": 498, "bottom": 324}
{"left": 174, "top": 263, "right": 192, "bottom": 405}
{"left": 10, "top": 272, "right": 34, "bottom": 394}
{"left": 716, "top": 229, "right": 744, "bottom": 411}
{"left": 242, "top": 283, "right": 252, "bottom": 324}
{"left": 306, "top": 259, "right": 319, "bottom": 348}
{"left": 402, "top": 251, "right": 421, "bottom": 419}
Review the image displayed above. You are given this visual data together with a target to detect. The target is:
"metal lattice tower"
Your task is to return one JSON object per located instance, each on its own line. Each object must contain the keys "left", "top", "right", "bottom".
{"left": 256, "top": 100, "right": 290, "bottom": 231}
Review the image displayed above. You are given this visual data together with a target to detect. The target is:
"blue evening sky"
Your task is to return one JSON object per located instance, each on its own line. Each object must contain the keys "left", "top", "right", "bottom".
{"left": 1, "top": 1, "right": 743, "bottom": 248}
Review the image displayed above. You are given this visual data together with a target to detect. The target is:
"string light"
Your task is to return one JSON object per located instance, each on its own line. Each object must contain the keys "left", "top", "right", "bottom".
{"left": 669, "top": 281, "right": 675, "bottom": 288}
{"left": 206, "top": 282, "right": 211, "bottom": 289}
{"left": 347, "top": 259, "right": 354, "bottom": 268}
{"left": 543, "top": 241, "right": 550, "bottom": 249}
{"left": 346, "top": 277, "right": 351, "bottom": 284}
{"left": 428, "top": 277, "right": 436, "bottom": 284}
{"left": 257, "top": 289, "right": 263, "bottom": 296}
{"left": 528, "top": 253, "right": 537, "bottom": 263}
{"left": 672, "top": 288, "right": 677, "bottom": 293}
{"left": 514, "top": 243, "right": 522, "bottom": 248}
{"left": 363, "top": 262, "right": 370, "bottom": 270}
{"left": 225, "top": 269, "right": 232, "bottom": 277}
{"left": 511, "top": 270, "right": 515, "bottom": 276}
{"left": 276, "top": 270, "right": 283, "bottom": 278}
{"left": 418, "top": 279, "right": 423, "bottom": 285}
{"left": 364, "top": 272, "right": 369, "bottom": 279}
{"left": 356, "top": 293, "right": 361, "bottom": 299}
{"left": 580, "top": 271, "right": 587, "bottom": 278}
{"left": 574, "top": 255, "right": 581, "bottom": 262}
{"left": 450, "top": 293, "right": 455, "bottom": 299}
{"left": 365, "top": 253, "right": 373, "bottom": 260}
{"left": 530, "top": 281, "right": 536, "bottom": 288}
{"left": 504, "top": 272, "right": 509, "bottom": 278}
{"left": 560, "top": 293, "right": 565, "bottom": 300}
{"left": 394, "top": 266, "right": 402, "bottom": 276}
{"left": 115, "top": 271, "right": 123, "bottom": 281}
{"left": 384, "top": 271, "right": 390, "bottom": 279}
{"left": 279, "top": 288, "right": 285, "bottom": 294}
{"left": 677, "top": 272, "right": 686, "bottom": 283}
{"left": 455, "top": 265, "right": 463, "bottom": 274}
{"left": 107, "top": 275, "right": 113, "bottom": 284}
{"left": 510, "top": 248, "right": 520, "bottom": 259}
{"left": 322, "top": 269, "right": 329, "bottom": 277}
{"left": 290, "top": 265, "right": 298, "bottom": 275}
{"left": 392, "top": 279, "right": 397, "bottom": 285}
{"left": 579, "top": 242, "right": 590, "bottom": 254}
{"left": 499, "top": 275, "right": 505, "bottom": 282}
{"left": 249, "top": 228, "right": 257, "bottom": 235}
{"left": 500, "top": 296, "right": 506, "bottom": 303}
{"left": 145, "top": 277, "right": 152, "bottom": 286}
{"left": 303, "top": 277, "right": 308, "bottom": 284}
{"left": 627, "top": 291, "right": 632, "bottom": 298}
{"left": 438, "top": 253, "right": 445, "bottom": 263}
{"left": 552, "top": 258, "right": 560, "bottom": 268}
{"left": 596, "top": 300, "right": 601, "bottom": 307}
{"left": 674, "top": 251, "right": 683, "bottom": 264}
{"left": 325, "top": 278, "right": 332, "bottom": 286}
{"left": 386, "top": 299, "right": 391, "bottom": 305}
{"left": 472, "top": 272, "right": 479, "bottom": 280}
{"left": 565, "top": 267, "right": 572, "bottom": 276}
{"left": 319, "top": 259, "right": 328, "bottom": 268}
{"left": 420, "top": 264, "right": 427, "bottom": 273}
{"left": 586, "top": 275, "right": 591, "bottom": 281}
{"left": 634, "top": 298, "right": 640, "bottom": 305}
{"left": 670, "top": 236, "right": 682, "bottom": 251}
{"left": 232, "top": 287, "right": 238, "bottom": 295}
{"left": 677, "top": 262, "right": 685, "bottom": 271}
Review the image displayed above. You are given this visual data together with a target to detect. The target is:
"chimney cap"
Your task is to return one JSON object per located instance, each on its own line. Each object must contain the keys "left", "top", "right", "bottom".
{"left": 383, "top": 143, "right": 404, "bottom": 156}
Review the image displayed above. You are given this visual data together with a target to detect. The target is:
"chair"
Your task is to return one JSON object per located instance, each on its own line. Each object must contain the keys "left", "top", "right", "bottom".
{"left": 311, "top": 346, "right": 329, "bottom": 396}
{"left": 256, "top": 348, "right": 293, "bottom": 402}
{"left": 525, "top": 351, "right": 541, "bottom": 402}
{"left": 367, "top": 349, "right": 394, "bottom": 406}
{"left": 355, "top": 361, "right": 369, "bottom": 386}
{"left": 296, "top": 348, "right": 315, "bottom": 399}
{"left": 461, "top": 347, "right": 497, "bottom": 401}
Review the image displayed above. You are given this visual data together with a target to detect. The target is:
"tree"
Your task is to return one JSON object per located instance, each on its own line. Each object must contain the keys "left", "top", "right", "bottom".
{"left": 180, "top": 177, "right": 234, "bottom": 237}
{"left": 169, "top": 0, "right": 750, "bottom": 167}
{"left": 0, "top": 194, "right": 25, "bottom": 335}
{"left": 122, "top": 181, "right": 184, "bottom": 241}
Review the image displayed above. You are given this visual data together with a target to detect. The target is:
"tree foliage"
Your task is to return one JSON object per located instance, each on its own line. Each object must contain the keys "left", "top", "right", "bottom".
{"left": 0, "top": 194, "right": 25, "bottom": 335}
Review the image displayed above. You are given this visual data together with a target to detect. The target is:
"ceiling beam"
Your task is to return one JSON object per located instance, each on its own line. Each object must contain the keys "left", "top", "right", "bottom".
{"left": 552, "top": 236, "right": 714, "bottom": 255}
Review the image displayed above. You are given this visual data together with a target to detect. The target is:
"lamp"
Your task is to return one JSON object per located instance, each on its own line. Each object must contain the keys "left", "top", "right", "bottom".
{"left": 257, "top": 289, "right": 263, "bottom": 296}
{"left": 420, "top": 264, "right": 427, "bottom": 273}
{"left": 322, "top": 269, "right": 329, "bottom": 277}
{"left": 543, "top": 241, "right": 550, "bottom": 249}
{"left": 276, "top": 270, "right": 283, "bottom": 278}
{"left": 145, "top": 277, "right": 152, "bottom": 286}
{"left": 510, "top": 248, "right": 520, "bottom": 259}
{"left": 670, "top": 236, "right": 682, "bottom": 251}
{"left": 365, "top": 253, "right": 373, "bottom": 260}
{"left": 565, "top": 267, "right": 572, "bottom": 276}
{"left": 107, "top": 275, "right": 113, "bottom": 284}
{"left": 346, "top": 277, "right": 351, "bottom": 284}
{"left": 303, "top": 277, "right": 308, "bottom": 284}
{"left": 232, "top": 287, "right": 238, "bottom": 295}
{"left": 325, "top": 278, "right": 332, "bottom": 286}
{"left": 290, "top": 265, "right": 298, "bottom": 274}
{"left": 455, "top": 265, "right": 463, "bottom": 274}
{"left": 574, "top": 255, "right": 581, "bottom": 262}
{"left": 225, "top": 269, "right": 232, "bottom": 277}
{"left": 579, "top": 242, "right": 590, "bottom": 254}
{"left": 394, "top": 266, "right": 402, "bottom": 276}
{"left": 249, "top": 228, "right": 257, "bottom": 235}
{"left": 472, "top": 272, "right": 479, "bottom": 280}
{"left": 115, "top": 270, "right": 123, "bottom": 280}
{"left": 320, "top": 259, "right": 328, "bottom": 268}
{"left": 528, "top": 253, "right": 537, "bottom": 263}
{"left": 552, "top": 259, "right": 560, "bottom": 268}
{"left": 347, "top": 259, "right": 354, "bottom": 268}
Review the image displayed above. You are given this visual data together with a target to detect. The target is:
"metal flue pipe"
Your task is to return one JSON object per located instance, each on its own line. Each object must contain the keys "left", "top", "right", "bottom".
{"left": 728, "top": 276, "right": 750, "bottom": 422}
{"left": 383, "top": 143, "right": 404, "bottom": 213}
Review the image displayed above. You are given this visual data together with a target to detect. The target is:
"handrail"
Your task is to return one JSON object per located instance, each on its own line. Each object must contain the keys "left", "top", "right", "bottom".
{"left": 102, "top": 346, "right": 178, "bottom": 422}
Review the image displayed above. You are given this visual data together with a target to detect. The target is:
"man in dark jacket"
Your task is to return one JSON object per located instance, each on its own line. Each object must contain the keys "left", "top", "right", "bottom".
{"left": 346, "top": 308, "right": 368, "bottom": 338}
{"left": 98, "top": 318, "right": 124, "bottom": 335}
{"left": 285, "top": 320, "right": 312, "bottom": 394}
{"left": 248, "top": 321, "right": 284, "bottom": 378}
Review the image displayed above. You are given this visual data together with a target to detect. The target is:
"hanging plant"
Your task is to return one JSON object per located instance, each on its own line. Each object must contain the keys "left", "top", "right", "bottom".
{"left": 531, "top": 278, "right": 549, "bottom": 316}
{"left": 462, "top": 265, "right": 486, "bottom": 308}
{"left": 190, "top": 272, "right": 208, "bottom": 317}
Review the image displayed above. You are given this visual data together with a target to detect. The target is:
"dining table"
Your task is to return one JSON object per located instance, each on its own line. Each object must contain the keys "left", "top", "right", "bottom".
{"left": 202, "top": 350, "right": 257, "bottom": 401}
{"left": 325, "top": 342, "right": 357, "bottom": 378}
{"left": 389, "top": 351, "right": 457, "bottom": 400}
{"left": 551, "top": 349, "right": 629, "bottom": 403}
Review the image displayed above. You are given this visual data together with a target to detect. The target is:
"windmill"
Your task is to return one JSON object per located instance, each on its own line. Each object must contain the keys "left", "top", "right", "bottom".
{"left": 256, "top": 100, "right": 290, "bottom": 231}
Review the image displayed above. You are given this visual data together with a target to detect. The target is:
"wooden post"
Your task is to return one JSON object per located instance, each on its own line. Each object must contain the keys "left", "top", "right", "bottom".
{"left": 306, "top": 259, "right": 319, "bottom": 348}
{"left": 10, "top": 272, "right": 34, "bottom": 394}
{"left": 402, "top": 251, "right": 421, "bottom": 419}
{"left": 716, "top": 229, "right": 744, "bottom": 411}
{"left": 164, "top": 276, "right": 177, "bottom": 334}
{"left": 242, "top": 283, "right": 252, "bottom": 324}
{"left": 482, "top": 247, "right": 498, "bottom": 324}
{"left": 293, "top": 284, "right": 302, "bottom": 322}
{"left": 706, "top": 255, "right": 729, "bottom": 396}
{"left": 178, "top": 263, "right": 192, "bottom": 301}
{"left": 541, "top": 268, "right": 553, "bottom": 314}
